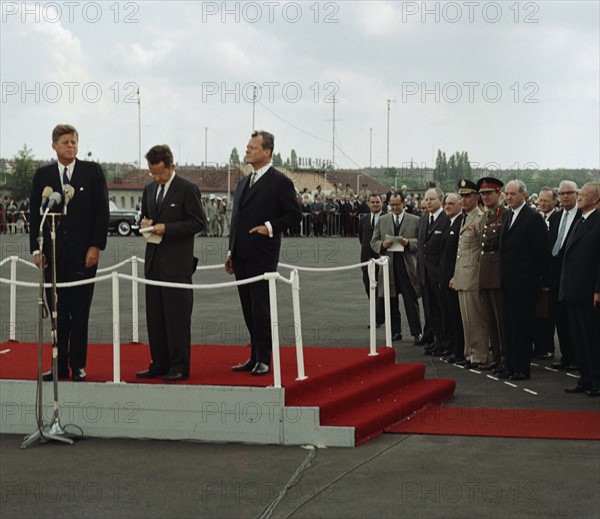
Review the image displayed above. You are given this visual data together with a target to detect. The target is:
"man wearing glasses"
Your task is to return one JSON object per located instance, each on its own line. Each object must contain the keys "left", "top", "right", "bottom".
{"left": 136, "top": 145, "right": 207, "bottom": 382}
{"left": 549, "top": 181, "right": 581, "bottom": 372}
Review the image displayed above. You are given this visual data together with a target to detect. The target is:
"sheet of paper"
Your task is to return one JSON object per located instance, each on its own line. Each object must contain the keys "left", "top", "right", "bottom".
{"left": 385, "top": 234, "right": 405, "bottom": 252}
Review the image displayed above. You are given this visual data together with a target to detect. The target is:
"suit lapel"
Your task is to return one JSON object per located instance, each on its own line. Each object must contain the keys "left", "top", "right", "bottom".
{"left": 508, "top": 205, "right": 528, "bottom": 232}
{"left": 242, "top": 168, "right": 271, "bottom": 206}
{"left": 70, "top": 159, "right": 81, "bottom": 187}
{"left": 566, "top": 211, "right": 596, "bottom": 251}
{"left": 149, "top": 182, "right": 159, "bottom": 218}
{"left": 239, "top": 174, "right": 254, "bottom": 206}
{"left": 160, "top": 176, "right": 177, "bottom": 212}
{"left": 398, "top": 213, "right": 409, "bottom": 236}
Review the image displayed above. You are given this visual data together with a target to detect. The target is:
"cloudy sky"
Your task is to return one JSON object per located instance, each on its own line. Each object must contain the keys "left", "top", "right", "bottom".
{"left": 1, "top": 1, "right": 598, "bottom": 171}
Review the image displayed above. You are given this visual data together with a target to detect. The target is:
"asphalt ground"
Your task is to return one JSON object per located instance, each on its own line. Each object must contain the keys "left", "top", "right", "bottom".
{"left": 1, "top": 233, "right": 599, "bottom": 518}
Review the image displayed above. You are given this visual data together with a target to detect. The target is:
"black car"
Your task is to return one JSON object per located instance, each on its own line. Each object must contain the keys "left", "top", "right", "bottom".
{"left": 108, "top": 201, "right": 140, "bottom": 236}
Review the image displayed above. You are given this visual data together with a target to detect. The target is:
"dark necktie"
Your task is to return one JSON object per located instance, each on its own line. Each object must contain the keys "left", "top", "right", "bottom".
{"left": 62, "top": 166, "right": 69, "bottom": 185}
{"left": 507, "top": 211, "right": 514, "bottom": 229}
{"left": 394, "top": 215, "right": 400, "bottom": 236}
{"left": 249, "top": 172, "right": 257, "bottom": 188}
{"left": 371, "top": 215, "right": 375, "bottom": 229}
{"left": 427, "top": 214, "right": 434, "bottom": 233}
{"left": 156, "top": 184, "right": 165, "bottom": 211}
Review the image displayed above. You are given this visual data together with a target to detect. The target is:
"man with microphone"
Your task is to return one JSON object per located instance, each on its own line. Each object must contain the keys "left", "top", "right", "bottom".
{"left": 29, "top": 124, "right": 109, "bottom": 381}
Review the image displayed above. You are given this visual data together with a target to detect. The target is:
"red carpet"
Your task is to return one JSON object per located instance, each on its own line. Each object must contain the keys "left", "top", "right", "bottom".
{"left": 0, "top": 341, "right": 456, "bottom": 445}
{"left": 386, "top": 406, "right": 600, "bottom": 441}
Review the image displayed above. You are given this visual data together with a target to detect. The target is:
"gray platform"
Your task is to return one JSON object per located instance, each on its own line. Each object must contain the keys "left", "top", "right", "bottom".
{"left": 0, "top": 379, "right": 355, "bottom": 447}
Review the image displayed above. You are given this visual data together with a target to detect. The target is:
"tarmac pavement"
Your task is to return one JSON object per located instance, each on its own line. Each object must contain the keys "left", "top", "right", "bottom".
{"left": 1, "top": 234, "right": 599, "bottom": 518}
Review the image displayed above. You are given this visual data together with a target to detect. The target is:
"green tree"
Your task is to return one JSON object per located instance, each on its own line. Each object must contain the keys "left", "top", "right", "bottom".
{"left": 229, "top": 147, "right": 240, "bottom": 166}
{"left": 272, "top": 152, "right": 283, "bottom": 167}
{"left": 290, "top": 150, "right": 298, "bottom": 170}
{"left": 434, "top": 149, "right": 447, "bottom": 182}
{"left": 7, "top": 144, "right": 36, "bottom": 201}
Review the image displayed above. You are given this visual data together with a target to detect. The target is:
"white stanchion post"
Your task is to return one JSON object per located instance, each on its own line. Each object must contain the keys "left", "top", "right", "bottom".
{"left": 368, "top": 259, "right": 378, "bottom": 356}
{"left": 9, "top": 256, "right": 17, "bottom": 341}
{"left": 382, "top": 257, "right": 392, "bottom": 348}
{"left": 111, "top": 271, "right": 121, "bottom": 383}
{"left": 266, "top": 273, "right": 282, "bottom": 388}
{"left": 131, "top": 257, "right": 139, "bottom": 343}
{"left": 291, "top": 270, "right": 307, "bottom": 381}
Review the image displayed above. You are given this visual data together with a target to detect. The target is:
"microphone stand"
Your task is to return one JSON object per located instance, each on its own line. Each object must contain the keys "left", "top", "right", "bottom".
{"left": 21, "top": 212, "right": 74, "bottom": 448}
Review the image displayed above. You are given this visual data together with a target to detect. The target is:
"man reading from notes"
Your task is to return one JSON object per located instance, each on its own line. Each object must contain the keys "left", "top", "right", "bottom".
{"left": 29, "top": 124, "right": 109, "bottom": 382}
{"left": 136, "top": 145, "right": 206, "bottom": 382}
{"left": 226, "top": 131, "right": 301, "bottom": 376}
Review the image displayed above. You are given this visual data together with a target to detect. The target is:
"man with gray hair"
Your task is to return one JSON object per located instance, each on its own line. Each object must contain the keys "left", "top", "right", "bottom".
{"left": 560, "top": 182, "right": 600, "bottom": 396}
{"left": 548, "top": 180, "right": 581, "bottom": 371}
{"left": 498, "top": 180, "right": 551, "bottom": 380}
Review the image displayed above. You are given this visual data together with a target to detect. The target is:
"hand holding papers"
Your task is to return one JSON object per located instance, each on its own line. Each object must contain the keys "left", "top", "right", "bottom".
{"left": 385, "top": 234, "right": 406, "bottom": 252}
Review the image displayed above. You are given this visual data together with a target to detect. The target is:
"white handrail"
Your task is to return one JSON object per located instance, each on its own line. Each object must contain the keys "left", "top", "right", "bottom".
{"left": 1, "top": 255, "right": 391, "bottom": 386}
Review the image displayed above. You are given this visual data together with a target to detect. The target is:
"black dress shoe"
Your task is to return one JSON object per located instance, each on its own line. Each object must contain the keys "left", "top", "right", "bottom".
{"left": 136, "top": 369, "right": 166, "bottom": 379}
{"left": 454, "top": 360, "right": 471, "bottom": 367}
{"left": 564, "top": 364, "right": 579, "bottom": 371}
{"left": 391, "top": 332, "right": 402, "bottom": 341}
{"left": 163, "top": 372, "right": 188, "bottom": 382}
{"left": 466, "top": 362, "right": 480, "bottom": 370}
{"left": 509, "top": 372, "right": 530, "bottom": 381}
{"left": 431, "top": 349, "right": 451, "bottom": 357}
{"left": 551, "top": 361, "right": 568, "bottom": 370}
{"left": 496, "top": 370, "right": 513, "bottom": 379}
{"left": 536, "top": 353, "right": 554, "bottom": 360}
{"left": 479, "top": 362, "right": 498, "bottom": 371}
{"left": 41, "top": 369, "right": 69, "bottom": 381}
{"left": 587, "top": 387, "right": 600, "bottom": 397}
{"left": 232, "top": 359, "right": 255, "bottom": 372}
{"left": 442, "top": 355, "right": 457, "bottom": 363}
{"left": 72, "top": 368, "right": 86, "bottom": 382}
{"left": 564, "top": 385, "right": 587, "bottom": 394}
{"left": 251, "top": 362, "right": 269, "bottom": 376}
{"left": 414, "top": 333, "right": 433, "bottom": 346}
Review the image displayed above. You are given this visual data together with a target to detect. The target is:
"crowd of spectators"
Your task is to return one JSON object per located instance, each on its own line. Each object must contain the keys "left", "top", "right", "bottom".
{"left": 0, "top": 195, "right": 30, "bottom": 234}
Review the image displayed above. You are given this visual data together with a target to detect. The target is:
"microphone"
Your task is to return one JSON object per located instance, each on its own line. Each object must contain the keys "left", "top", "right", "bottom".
{"left": 39, "top": 186, "right": 53, "bottom": 213}
{"left": 47, "top": 192, "right": 63, "bottom": 211}
{"left": 63, "top": 185, "right": 75, "bottom": 214}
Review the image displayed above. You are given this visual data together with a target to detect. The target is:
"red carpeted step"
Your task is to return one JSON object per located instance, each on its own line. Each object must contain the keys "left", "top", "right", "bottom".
{"left": 287, "top": 364, "right": 426, "bottom": 418}
{"left": 322, "top": 379, "right": 456, "bottom": 445}
{"left": 284, "top": 347, "right": 397, "bottom": 402}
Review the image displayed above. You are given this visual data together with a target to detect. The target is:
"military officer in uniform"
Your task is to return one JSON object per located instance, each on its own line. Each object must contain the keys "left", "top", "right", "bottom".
{"left": 451, "top": 179, "right": 490, "bottom": 368}
{"left": 477, "top": 177, "right": 506, "bottom": 371}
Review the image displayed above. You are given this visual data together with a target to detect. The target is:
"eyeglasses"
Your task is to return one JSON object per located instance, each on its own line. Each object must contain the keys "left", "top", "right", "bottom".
{"left": 559, "top": 191, "right": 575, "bottom": 196}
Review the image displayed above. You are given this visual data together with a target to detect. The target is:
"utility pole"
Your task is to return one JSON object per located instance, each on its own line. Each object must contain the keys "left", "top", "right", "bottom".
{"left": 332, "top": 96, "right": 336, "bottom": 172}
{"left": 386, "top": 99, "right": 397, "bottom": 182}
{"left": 204, "top": 127, "right": 208, "bottom": 166}
{"left": 137, "top": 87, "right": 141, "bottom": 174}
{"left": 369, "top": 127, "right": 372, "bottom": 169}
{"left": 252, "top": 86, "right": 257, "bottom": 132}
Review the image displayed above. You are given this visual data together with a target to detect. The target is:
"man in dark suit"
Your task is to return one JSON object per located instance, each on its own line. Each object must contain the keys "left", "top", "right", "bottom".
{"left": 439, "top": 193, "right": 465, "bottom": 363}
{"left": 548, "top": 181, "right": 581, "bottom": 371}
{"left": 371, "top": 192, "right": 422, "bottom": 341}
{"left": 136, "top": 145, "right": 206, "bottom": 382}
{"left": 560, "top": 182, "right": 600, "bottom": 396}
{"left": 533, "top": 186, "right": 558, "bottom": 360}
{"left": 498, "top": 180, "right": 551, "bottom": 381}
{"left": 417, "top": 187, "right": 450, "bottom": 353}
{"left": 358, "top": 193, "right": 385, "bottom": 326}
{"left": 29, "top": 124, "right": 109, "bottom": 381}
{"left": 226, "top": 131, "right": 301, "bottom": 376}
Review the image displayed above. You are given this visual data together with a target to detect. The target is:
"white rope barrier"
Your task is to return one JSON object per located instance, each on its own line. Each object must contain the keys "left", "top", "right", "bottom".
{"left": 1, "top": 254, "right": 391, "bottom": 385}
